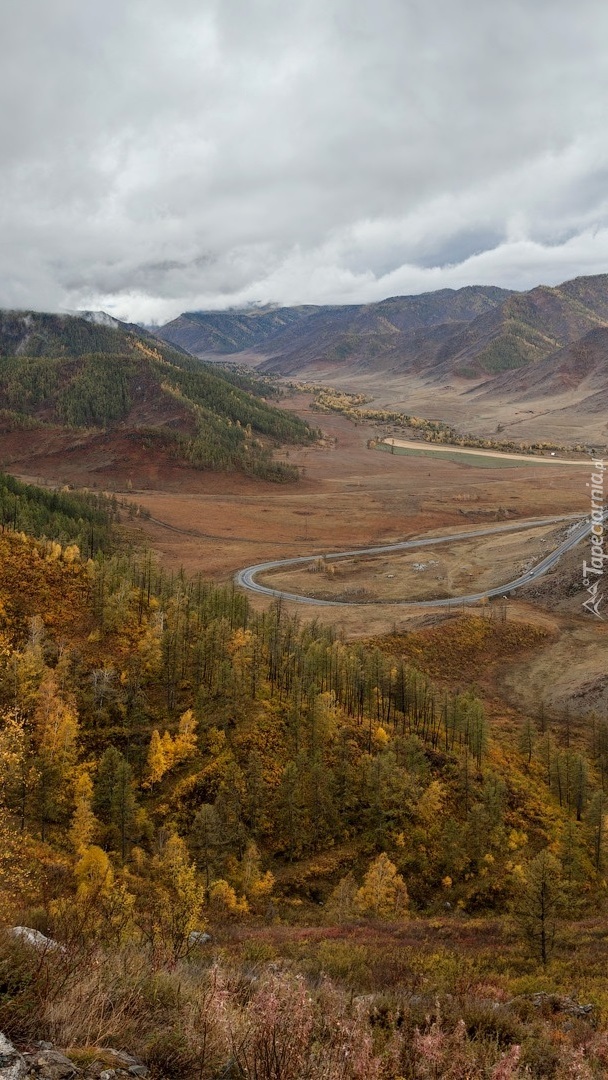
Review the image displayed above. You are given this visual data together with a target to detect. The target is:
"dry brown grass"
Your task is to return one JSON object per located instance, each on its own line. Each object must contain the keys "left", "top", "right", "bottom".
{"left": 3, "top": 920, "right": 608, "bottom": 1079}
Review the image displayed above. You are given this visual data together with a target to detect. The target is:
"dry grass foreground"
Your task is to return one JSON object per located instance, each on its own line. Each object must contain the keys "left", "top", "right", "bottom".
{"left": 4, "top": 918, "right": 608, "bottom": 1079}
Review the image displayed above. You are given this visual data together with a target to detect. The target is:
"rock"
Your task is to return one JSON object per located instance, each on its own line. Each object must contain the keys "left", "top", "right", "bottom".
{"left": 530, "top": 992, "right": 594, "bottom": 1017}
{"left": 104, "top": 1052, "right": 138, "bottom": 1068}
{"left": 188, "top": 931, "right": 212, "bottom": 947}
{"left": 9, "top": 928, "right": 64, "bottom": 954}
{"left": 0, "top": 1032, "right": 27, "bottom": 1080}
{"left": 2, "top": 1039, "right": 147, "bottom": 1080}
{"left": 81, "top": 1066, "right": 130, "bottom": 1079}
{"left": 22, "top": 1048, "right": 77, "bottom": 1078}
{"left": 98, "top": 1051, "right": 147, "bottom": 1076}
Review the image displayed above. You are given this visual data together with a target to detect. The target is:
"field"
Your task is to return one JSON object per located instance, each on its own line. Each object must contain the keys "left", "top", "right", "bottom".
{"left": 279, "top": 364, "right": 608, "bottom": 448}
{"left": 107, "top": 395, "right": 590, "bottom": 583}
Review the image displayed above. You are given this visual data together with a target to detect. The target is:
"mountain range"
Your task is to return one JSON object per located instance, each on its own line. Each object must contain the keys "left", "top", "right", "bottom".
{"left": 155, "top": 275, "right": 608, "bottom": 401}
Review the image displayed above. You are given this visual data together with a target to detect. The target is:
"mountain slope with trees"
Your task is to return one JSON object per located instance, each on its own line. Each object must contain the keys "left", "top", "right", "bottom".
{"left": 476, "top": 324, "right": 608, "bottom": 408}
{"left": 0, "top": 311, "right": 316, "bottom": 482}
{"left": 1, "top": 495, "right": 608, "bottom": 1075}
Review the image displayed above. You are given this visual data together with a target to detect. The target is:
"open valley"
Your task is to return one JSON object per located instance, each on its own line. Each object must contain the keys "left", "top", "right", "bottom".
{"left": 9, "top": 386, "right": 603, "bottom": 725}
{"left": 5, "top": 11, "right": 608, "bottom": 1074}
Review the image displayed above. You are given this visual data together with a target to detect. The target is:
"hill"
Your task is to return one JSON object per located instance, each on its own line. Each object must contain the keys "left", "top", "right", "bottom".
{"left": 0, "top": 310, "right": 316, "bottom": 483}
{"left": 476, "top": 325, "right": 608, "bottom": 408}
{"left": 431, "top": 277, "right": 608, "bottom": 378}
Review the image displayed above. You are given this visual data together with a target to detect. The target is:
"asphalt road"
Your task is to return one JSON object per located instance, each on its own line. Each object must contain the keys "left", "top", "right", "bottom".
{"left": 234, "top": 513, "right": 606, "bottom": 608}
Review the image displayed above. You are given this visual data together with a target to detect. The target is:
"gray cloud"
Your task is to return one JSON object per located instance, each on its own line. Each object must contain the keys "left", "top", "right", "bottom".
{"left": 2, "top": 0, "right": 608, "bottom": 321}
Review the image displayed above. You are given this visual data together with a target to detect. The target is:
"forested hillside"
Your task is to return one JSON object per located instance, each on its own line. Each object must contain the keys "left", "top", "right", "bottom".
{"left": 0, "top": 310, "right": 137, "bottom": 358}
{"left": 1, "top": 497, "right": 608, "bottom": 1076}
{"left": 0, "top": 471, "right": 124, "bottom": 554}
{"left": 0, "top": 311, "right": 316, "bottom": 481}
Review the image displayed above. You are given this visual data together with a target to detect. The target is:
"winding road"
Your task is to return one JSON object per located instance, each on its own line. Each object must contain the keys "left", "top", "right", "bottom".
{"left": 235, "top": 513, "right": 606, "bottom": 608}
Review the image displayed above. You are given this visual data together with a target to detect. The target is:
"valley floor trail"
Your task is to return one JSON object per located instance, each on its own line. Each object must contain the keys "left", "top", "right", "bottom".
{"left": 146, "top": 514, "right": 312, "bottom": 546}
{"left": 235, "top": 514, "right": 607, "bottom": 607}
{"left": 382, "top": 437, "right": 594, "bottom": 465}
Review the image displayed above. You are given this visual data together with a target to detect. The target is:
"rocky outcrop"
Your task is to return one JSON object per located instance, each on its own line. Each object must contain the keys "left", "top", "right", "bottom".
{"left": 21, "top": 1049, "right": 76, "bottom": 1079}
{"left": 188, "top": 930, "right": 212, "bottom": 947}
{"left": 0, "top": 1037, "right": 148, "bottom": 1080}
{"left": 530, "top": 993, "right": 594, "bottom": 1017}
{"left": 0, "top": 1034, "right": 27, "bottom": 1080}
{"left": 9, "top": 929, "right": 64, "bottom": 953}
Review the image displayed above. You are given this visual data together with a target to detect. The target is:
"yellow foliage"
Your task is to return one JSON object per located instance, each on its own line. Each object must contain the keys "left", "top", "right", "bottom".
{"left": 135, "top": 622, "right": 163, "bottom": 676}
{"left": 227, "top": 628, "right": 253, "bottom": 655}
{"left": 144, "top": 833, "right": 206, "bottom": 956}
{"left": 54, "top": 844, "right": 135, "bottom": 942}
{"left": 374, "top": 725, "right": 389, "bottom": 748}
{"left": 417, "top": 780, "right": 446, "bottom": 831}
{"left": 69, "top": 770, "right": 98, "bottom": 854}
{"left": 75, "top": 844, "right": 114, "bottom": 898}
{"left": 208, "top": 878, "right": 249, "bottom": 917}
{"left": 325, "top": 873, "right": 358, "bottom": 924}
{"left": 145, "top": 711, "right": 198, "bottom": 788}
{"left": 34, "top": 672, "right": 79, "bottom": 770}
{"left": 62, "top": 544, "right": 80, "bottom": 564}
{"left": 0, "top": 710, "right": 27, "bottom": 777}
{"left": 0, "top": 806, "right": 31, "bottom": 911}
{"left": 145, "top": 729, "right": 168, "bottom": 788}
{"left": 46, "top": 541, "right": 62, "bottom": 562}
{"left": 10, "top": 646, "right": 46, "bottom": 714}
{"left": 172, "top": 708, "right": 198, "bottom": 764}
{"left": 508, "top": 829, "right": 528, "bottom": 851}
{"left": 355, "top": 853, "right": 409, "bottom": 920}
{"left": 161, "top": 730, "right": 174, "bottom": 765}
{"left": 235, "top": 841, "right": 274, "bottom": 906}
{"left": 207, "top": 727, "right": 227, "bottom": 756}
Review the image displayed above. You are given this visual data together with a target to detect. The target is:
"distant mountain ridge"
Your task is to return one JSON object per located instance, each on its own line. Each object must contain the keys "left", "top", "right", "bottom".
{"left": 155, "top": 305, "right": 321, "bottom": 356}
{"left": 155, "top": 287, "right": 512, "bottom": 364}
{"left": 154, "top": 275, "right": 608, "bottom": 390}
{"left": 430, "top": 278, "right": 608, "bottom": 379}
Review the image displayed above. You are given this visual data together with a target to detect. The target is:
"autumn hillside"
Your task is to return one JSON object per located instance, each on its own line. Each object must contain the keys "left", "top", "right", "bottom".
{"left": 0, "top": 310, "right": 316, "bottom": 482}
{"left": 2, "top": 493, "right": 608, "bottom": 1075}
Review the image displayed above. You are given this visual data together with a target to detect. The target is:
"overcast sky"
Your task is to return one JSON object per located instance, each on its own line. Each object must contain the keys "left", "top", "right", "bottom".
{"left": 2, "top": 0, "right": 608, "bottom": 322}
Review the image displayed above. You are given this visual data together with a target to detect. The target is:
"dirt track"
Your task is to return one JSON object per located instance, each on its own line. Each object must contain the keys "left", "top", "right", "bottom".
{"left": 383, "top": 437, "right": 591, "bottom": 465}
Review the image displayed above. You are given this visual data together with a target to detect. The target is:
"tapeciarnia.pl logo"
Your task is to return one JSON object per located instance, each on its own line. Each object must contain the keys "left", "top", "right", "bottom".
{"left": 582, "top": 459, "right": 605, "bottom": 619}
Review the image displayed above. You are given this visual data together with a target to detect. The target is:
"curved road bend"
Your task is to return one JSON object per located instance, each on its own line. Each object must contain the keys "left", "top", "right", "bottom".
{"left": 235, "top": 514, "right": 607, "bottom": 608}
